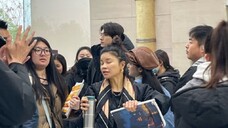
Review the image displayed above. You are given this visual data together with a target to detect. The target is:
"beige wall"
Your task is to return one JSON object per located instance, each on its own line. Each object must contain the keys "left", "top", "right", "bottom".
{"left": 31, "top": 0, "right": 227, "bottom": 74}
{"left": 31, "top": 0, "right": 90, "bottom": 68}
{"left": 156, "top": 0, "right": 227, "bottom": 74}
{"left": 90, "top": 0, "right": 136, "bottom": 45}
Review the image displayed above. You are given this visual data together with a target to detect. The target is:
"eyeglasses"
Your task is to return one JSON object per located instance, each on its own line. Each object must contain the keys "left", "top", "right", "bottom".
{"left": 33, "top": 47, "right": 51, "bottom": 55}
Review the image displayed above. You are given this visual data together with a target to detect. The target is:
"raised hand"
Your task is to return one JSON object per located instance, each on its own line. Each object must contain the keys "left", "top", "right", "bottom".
{"left": 5, "top": 26, "right": 36, "bottom": 64}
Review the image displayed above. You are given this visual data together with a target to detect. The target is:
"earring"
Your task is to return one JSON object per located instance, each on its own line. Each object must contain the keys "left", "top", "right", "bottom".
{"left": 121, "top": 69, "right": 124, "bottom": 72}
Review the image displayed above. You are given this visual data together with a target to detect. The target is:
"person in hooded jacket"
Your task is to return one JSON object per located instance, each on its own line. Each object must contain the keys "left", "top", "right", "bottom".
{"left": 174, "top": 25, "right": 213, "bottom": 92}
{"left": 87, "top": 22, "right": 134, "bottom": 86}
{"left": 172, "top": 20, "right": 228, "bottom": 128}
{"left": 154, "top": 49, "right": 180, "bottom": 94}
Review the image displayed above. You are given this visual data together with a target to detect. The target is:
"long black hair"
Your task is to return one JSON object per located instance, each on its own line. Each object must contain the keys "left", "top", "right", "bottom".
{"left": 26, "top": 37, "right": 67, "bottom": 105}
{"left": 155, "top": 49, "right": 174, "bottom": 71}
{"left": 53, "top": 53, "right": 67, "bottom": 76}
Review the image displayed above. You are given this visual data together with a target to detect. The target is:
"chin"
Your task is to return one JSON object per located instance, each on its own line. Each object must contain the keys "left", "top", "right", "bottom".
{"left": 100, "top": 44, "right": 105, "bottom": 47}
{"left": 103, "top": 75, "right": 111, "bottom": 79}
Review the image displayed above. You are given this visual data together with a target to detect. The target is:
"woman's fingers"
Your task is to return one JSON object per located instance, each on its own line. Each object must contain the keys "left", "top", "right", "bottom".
{"left": 80, "top": 96, "right": 89, "bottom": 111}
{"left": 123, "top": 100, "right": 138, "bottom": 112}
{"left": 15, "top": 26, "right": 22, "bottom": 42}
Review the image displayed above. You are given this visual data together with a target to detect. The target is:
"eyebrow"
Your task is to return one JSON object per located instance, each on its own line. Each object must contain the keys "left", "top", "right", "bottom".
{"left": 34, "top": 47, "right": 49, "bottom": 49}
{"left": 101, "top": 58, "right": 113, "bottom": 61}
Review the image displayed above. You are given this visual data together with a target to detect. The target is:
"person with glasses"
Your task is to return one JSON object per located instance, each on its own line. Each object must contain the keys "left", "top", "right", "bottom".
{"left": 0, "top": 19, "right": 36, "bottom": 127}
{"left": 24, "top": 36, "right": 68, "bottom": 128}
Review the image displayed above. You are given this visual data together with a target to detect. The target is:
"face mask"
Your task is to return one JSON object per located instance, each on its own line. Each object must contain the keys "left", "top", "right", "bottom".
{"left": 152, "top": 67, "right": 159, "bottom": 75}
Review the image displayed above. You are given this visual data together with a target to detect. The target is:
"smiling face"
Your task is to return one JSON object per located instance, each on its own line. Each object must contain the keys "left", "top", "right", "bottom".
{"left": 31, "top": 41, "right": 51, "bottom": 70}
{"left": 100, "top": 52, "right": 125, "bottom": 79}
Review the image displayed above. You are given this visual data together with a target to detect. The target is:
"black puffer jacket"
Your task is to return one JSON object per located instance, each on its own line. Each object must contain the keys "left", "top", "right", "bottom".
{"left": 122, "top": 34, "right": 134, "bottom": 50}
{"left": 171, "top": 81, "right": 228, "bottom": 128}
{"left": 157, "top": 69, "right": 180, "bottom": 94}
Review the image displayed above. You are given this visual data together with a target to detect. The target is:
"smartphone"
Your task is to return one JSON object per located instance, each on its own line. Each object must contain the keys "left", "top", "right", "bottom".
{"left": 0, "top": 36, "right": 6, "bottom": 48}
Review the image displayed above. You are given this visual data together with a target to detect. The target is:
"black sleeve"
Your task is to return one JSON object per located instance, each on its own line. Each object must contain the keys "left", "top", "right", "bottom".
{"left": 174, "top": 66, "right": 197, "bottom": 92}
{"left": 0, "top": 61, "right": 36, "bottom": 126}
{"left": 65, "top": 72, "right": 76, "bottom": 92}
{"left": 135, "top": 84, "right": 170, "bottom": 115}
{"left": 86, "top": 60, "right": 93, "bottom": 86}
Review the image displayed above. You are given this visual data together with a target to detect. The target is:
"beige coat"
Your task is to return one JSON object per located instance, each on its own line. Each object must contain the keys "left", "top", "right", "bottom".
{"left": 36, "top": 84, "right": 63, "bottom": 128}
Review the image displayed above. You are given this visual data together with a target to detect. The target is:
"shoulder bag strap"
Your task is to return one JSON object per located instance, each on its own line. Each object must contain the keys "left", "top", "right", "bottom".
{"left": 42, "top": 99, "right": 53, "bottom": 128}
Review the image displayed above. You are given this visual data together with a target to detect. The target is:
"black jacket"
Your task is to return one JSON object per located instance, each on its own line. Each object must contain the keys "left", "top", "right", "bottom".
{"left": 172, "top": 81, "right": 228, "bottom": 128}
{"left": 83, "top": 81, "right": 169, "bottom": 128}
{"left": 122, "top": 34, "right": 134, "bottom": 51}
{"left": 0, "top": 61, "right": 36, "bottom": 127}
{"left": 87, "top": 35, "right": 134, "bottom": 86}
{"left": 86, "top": 44, "right": 104, "bottom": 86}
{"left": 65, "top": 58, "right": 91, "bottom": 97}
{"left": 175, "top": 66, "right": 197, "bottom": 92}
{"left": 157, "top": 69, "right": 180, "bottom": 94}
{"left": 175, "top": 58, "right": 205, "bottom": 92}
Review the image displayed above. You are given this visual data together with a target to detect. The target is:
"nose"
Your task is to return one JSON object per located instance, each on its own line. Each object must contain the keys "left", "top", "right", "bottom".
{"left": 100, "top": 63, "right": 107, "bottom": 70}
{"left": 99, "top": 36, "right": 103, "bottom": 41}
{"left": 40, "top": 50, "right": 46, "bottom": 55}
{"left": 185, "top": 43, "right": 189, "bottom": 49}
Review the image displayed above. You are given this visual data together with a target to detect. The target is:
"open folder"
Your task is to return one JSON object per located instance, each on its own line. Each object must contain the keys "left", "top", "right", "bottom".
{"left": 110, "top": 99, "right": 166, "bottom": 128}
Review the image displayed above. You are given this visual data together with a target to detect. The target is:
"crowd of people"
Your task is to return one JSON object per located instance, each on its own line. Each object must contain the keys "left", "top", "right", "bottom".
{"left": 1, "top": 18, "right": 228, "bottom": 128}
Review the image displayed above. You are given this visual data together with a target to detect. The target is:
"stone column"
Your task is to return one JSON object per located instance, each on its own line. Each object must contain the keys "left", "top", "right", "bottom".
{"left": 135, "top": 0, "right": 156, "bottom": 51}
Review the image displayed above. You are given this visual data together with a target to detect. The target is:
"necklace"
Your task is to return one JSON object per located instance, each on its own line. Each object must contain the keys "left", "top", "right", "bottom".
{"left": 112, "top": 91, "right": 122, "bottom": 97}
